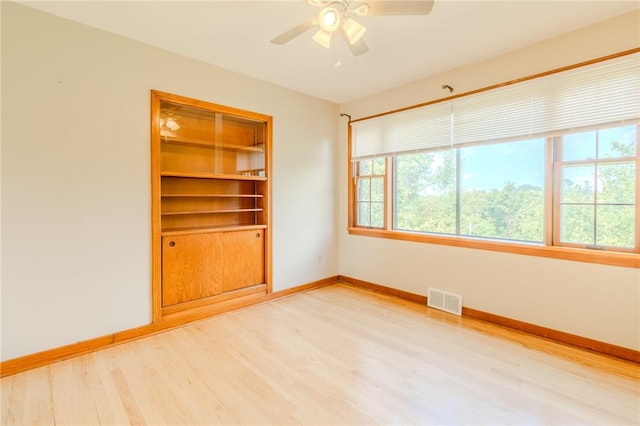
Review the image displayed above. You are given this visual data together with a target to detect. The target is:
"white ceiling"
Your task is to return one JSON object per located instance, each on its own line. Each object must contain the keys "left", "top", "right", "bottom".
{"left": 19, "top": 0, "right": 640, "bottom": 104}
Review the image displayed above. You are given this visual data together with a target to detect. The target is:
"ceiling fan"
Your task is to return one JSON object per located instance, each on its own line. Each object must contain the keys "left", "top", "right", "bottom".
{"left": 270, "top": 0, "right": 434, "bottom": 56}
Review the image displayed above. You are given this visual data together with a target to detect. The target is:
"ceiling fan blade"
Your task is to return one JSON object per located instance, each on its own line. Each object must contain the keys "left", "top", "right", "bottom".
{"left": 355, "top": 0, "right": 434, "bottom": 16}
{"left": 343, "top": 34, "right": 369, "bottom": 56}
{"left": 307, "top": 0, "right": 329, "bottom": 7}
{"left": 270, "top": 19, "right": 315, "bottom": 45}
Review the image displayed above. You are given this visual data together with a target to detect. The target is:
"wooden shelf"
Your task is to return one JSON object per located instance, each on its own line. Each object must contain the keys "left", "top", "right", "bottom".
{"left": 162, "top": 208, "right": 263, "bottom": 216}
{"left": 161, "top": 135, "right": 263, "bottom": 152}
{"left": 161, "top": 171, "right": 267, "bottom": 181}
{"left": 162, "top": 193, "right": 263, "bottom": 198}
{"left": 162, "top": 224, "right": 267, "bottom": 236}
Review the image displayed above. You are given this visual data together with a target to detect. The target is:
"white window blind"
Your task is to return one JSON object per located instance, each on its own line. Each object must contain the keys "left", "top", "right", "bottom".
{"left": 451, "top": 80, "right": 546, "bottom": 146}
{"left": 351, "top": 52, "right": 640, "bottom": 160}
{"left": 352, "top": 101, "right": 451, "bottom": 160}
{"left": 541, "top": 55, "right": 640, "bottom": 133}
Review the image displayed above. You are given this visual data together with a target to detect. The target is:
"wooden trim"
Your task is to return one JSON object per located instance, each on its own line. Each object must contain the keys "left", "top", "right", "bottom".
{"left": 0, "top": 335, "right": 114, "bottom": 378}
{"left": 339, "top": 275, "right": 426, "bottom": 304}
{"left": 265, "top": 115, "right": 273, "bottom": 294}
{"left": 338, "top": 275, "right": 640, "bottom": 364}
{"left": 347, "top": 227, "right": 640, "bottom": 268}
{"left": 461, "top": 307, "right": 640, "bottom": 364}
{"left": 151, "top": 90, "right": 272, "bottom": 123}
{"left": 351, "top": 49, "right": 640, "bottom": 124}
{"left": 156, "top": 290, "right": 270, "bottom": 325}
{"left": 0, "top": 276, "right": 339, "bottom": 378}
{"left": 3, "top": 274, "right": 635, "bottom": 377}
{"left": 263, "top": 275, "right": 338, "bottom": 301}
{"left": 151, "top": 91, "right": 162, "bottom": 323}
{"left": 160, "top": 284, "right": 267, "bottom": 316}
{"left": 347, "top": 121, "right": 354, "bottom": 228}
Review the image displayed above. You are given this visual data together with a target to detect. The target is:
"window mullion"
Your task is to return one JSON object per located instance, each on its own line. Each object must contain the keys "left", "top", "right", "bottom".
{"left": 593, "top": 132, "right": 599, "bottom": 247}
{"left": 455, "top": 149, "right": 461, "bottom": 236}
{"left": 385, "top": 157, "right": 393, "bottom": 231}
{"left": 635, "top": 124, "right": 640, "bottom": 252}
{"left": 368, "top": 177, "right": 373, "bottom": 228}
{"left": 545, "top": 137, "right": 555, "bottom": 246}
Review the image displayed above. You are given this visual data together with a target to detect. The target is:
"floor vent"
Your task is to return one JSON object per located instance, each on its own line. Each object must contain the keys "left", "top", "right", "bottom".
{"left": 427, "top": 288, "right": 462, "bottom": 316}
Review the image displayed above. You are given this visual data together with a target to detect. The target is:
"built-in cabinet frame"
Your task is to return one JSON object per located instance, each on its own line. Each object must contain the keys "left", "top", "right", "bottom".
{"left": 151, "top": 90, "right": 272, "bottom": 323}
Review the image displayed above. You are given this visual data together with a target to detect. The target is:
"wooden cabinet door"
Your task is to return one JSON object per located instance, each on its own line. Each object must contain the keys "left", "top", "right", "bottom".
{"left": 162, "top": 233, "right": 223, "bottom": 306}
{"left": 222, "top": 230, "right": 265, "bottom": 292}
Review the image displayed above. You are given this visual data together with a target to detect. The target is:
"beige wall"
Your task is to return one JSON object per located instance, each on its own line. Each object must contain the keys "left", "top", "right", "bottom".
{"left": 339, "top": 10, "right": 640, "bottom": 351}
{"left": 1, "top": 2, "right": 340, "bottom": 360}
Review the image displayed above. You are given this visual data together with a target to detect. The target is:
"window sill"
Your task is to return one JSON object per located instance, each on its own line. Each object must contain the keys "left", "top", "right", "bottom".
{"left": 347, "top": 227, "right": 640, "bottom": 268}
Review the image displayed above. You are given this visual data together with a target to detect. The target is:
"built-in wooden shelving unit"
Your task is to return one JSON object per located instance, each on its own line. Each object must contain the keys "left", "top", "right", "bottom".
{"left": 151, "top": 90, "right": 272, "bottom": 320}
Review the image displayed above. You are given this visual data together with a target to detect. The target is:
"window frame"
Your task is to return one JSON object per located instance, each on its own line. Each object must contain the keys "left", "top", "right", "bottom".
{"left": 552, "top": 128, "right": 639, "bottom": 253}
{"left": 346, "top": 49, "right": 640, "bottom": 269}
{"left": 354, "top": 159, "right": 386, "bottom": 229}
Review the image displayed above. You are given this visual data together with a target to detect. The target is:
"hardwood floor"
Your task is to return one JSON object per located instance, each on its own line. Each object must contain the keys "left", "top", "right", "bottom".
{"left": 2, "top": 283, "right": 639, "bottom": 425}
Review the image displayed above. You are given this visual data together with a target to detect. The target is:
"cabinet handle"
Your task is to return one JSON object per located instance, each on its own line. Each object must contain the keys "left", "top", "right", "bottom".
{"left": 256, "top": 233, "right": 261, "bottom": 238}
{"left": 168, "top": 241, "right": 176, "bottom": 247}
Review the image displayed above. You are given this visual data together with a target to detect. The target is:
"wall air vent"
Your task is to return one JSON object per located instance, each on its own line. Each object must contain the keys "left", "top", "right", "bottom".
{"left": 427, "top": 288, "right": 462, "bottom": 316}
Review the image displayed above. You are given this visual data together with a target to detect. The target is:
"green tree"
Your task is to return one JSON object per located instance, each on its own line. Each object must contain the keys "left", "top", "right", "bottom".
{"left": 395, "top": 151, "right": 456, "bottom": 233}
{"left": 561, "top": 137, "right": 636, "bottom": 248}
{"left": 461, "top": 182, "right": 543, "bottom": 242}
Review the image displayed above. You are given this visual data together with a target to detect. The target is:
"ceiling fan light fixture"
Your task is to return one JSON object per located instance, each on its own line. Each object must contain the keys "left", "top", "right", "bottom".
{"left": 272, "top": 0, "right": 434, "bottom": 56}
{"left": 165, "top": 117, "right": 180, "bottom": 131}
{"left": 318, "top": 6, "right": 341, "bottom": 32}
{"left": 312, "top": 28, "right": 333, "bottom": 48}
{"left": 343, "top": 17, "right": 366, "bottom": 45}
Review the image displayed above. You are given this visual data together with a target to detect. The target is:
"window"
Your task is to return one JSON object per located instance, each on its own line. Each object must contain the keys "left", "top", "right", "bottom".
{"left": 348, "top": 52, "right": 640, "bottom": 266}
{"left": 555, "top": 125, "right": 637, "bottom": 251}
{"left": 355, "top": 158, "right": 385, "bottom": 228}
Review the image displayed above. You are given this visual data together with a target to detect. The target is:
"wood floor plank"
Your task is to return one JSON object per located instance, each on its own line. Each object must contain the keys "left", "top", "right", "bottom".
{"left": 86, "top": 352, "right": 133, "bottom": 425}
{"left": 1, "top": 373, "right": 26, "bottom": 425}
{"left": 211, "top": 310, "right": 381, "bottom": 424}
{"left": 1, "top": 283, "right": 638, "bottom": 425}
{"left": 109, "top": 339, "right": 194, "bottom": 425}
{"left": 49, "top": 356, "right": 101, "bottom": 425}
{"left": 21, "top": 367, "right": 54, "bottom": 425}
{"left": 104, "top": 363, "right": 147, "bottom": 425}
{"left": 1, "top": 374, "right": 13, "bottom": 424}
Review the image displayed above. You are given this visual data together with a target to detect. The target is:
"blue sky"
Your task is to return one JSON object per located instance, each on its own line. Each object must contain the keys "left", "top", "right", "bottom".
{"left": 564, "top": 125, "right": 636, "bottom": 160}
{"left": 461, "top": 138, "right": 545, "bottom": 191}
{"left": 460, "top": 125, "right": 637, "bottom": 191}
